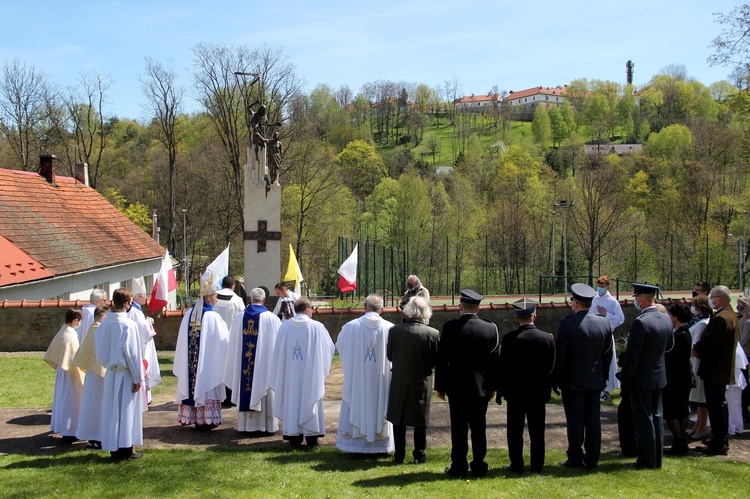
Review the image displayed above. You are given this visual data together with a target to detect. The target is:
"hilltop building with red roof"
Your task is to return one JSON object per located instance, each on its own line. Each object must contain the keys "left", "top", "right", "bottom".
{"left": 0, "top": 155, "right": 165, "bottom": 301}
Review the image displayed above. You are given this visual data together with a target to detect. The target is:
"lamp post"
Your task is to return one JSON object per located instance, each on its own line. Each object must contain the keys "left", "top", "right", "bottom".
{"left": 182, "top": 208, "right": 188, "bottom": 302}
{"left": 554, "top": 200, "right": 573, "bottom": 302}
{"left": 729, "top": 233, "right": 742, "bottom": 290}
{"left": 551, "top": 208, "right": 557, "bottom": 293}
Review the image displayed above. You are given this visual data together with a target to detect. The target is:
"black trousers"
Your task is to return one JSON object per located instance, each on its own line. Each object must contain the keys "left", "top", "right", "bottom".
{"left": 618, "top": 384, "right": 637, "bottom": 456}
{"left": 506, "top": 398, "right": 546, "bottom": 472}
{"left": 562, "top": 390, "right": 601, "bottom": 467}
{"left": 448, "top": 394, "right": 489, "bottom": 473}
{"left": 703, "top": 379, "right": 729, "bottom": 449}
{"left": 630, "top": 388, "right": 663, "bottom": 469}
{"left": 393, "top": 425, "right": 427, "bottom": 461}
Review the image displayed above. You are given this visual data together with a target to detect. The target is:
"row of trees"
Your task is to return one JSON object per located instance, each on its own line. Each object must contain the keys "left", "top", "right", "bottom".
{"left": 4, "top": 5, "right": 750, "bottom": 296}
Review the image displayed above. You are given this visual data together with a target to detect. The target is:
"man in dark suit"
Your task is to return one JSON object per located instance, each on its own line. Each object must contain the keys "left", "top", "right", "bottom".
{"left": 498, "top": 298, "right": 556, "bottom": 474}
{"left": 387, "top": 296, "right": 440, "bottom": 464}
{"left": 694, "top": 285, "right": 739, "bottom": 455}
{"left": 619, "top": 283, "right": 672, "bottom": 469}
{"left": 555, "top": 283, "right": 613, "bottom": 469}
{"left": 435, "top": 289, "right": 500, "bottom": 478}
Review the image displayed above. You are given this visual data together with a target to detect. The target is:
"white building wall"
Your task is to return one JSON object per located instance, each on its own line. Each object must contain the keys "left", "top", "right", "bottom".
{"left": 0, "top": 258, "right": 161, "bottom": 301}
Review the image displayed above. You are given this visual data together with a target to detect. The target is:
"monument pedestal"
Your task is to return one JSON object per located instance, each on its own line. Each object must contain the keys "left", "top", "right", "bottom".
{"left": 243, "top": 146, "right": 281, "bottom": 300}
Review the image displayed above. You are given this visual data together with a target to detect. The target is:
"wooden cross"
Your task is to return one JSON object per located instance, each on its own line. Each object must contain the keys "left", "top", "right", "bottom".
{"left": 244, "top": 220, "right": 281, "bottom": 253}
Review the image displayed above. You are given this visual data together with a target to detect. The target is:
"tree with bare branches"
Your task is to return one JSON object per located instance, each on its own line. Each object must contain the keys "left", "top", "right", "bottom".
{"left": 0, "top": 59, "right": 58, "bottom": 170}
{"left": 140, "top": 57, "right": 185, "bottom": 256}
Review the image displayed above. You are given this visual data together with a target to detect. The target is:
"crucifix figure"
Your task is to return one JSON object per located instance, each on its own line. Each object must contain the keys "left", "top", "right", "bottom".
{"left": 244, "top": 220, "right": 281, "bottom": 253}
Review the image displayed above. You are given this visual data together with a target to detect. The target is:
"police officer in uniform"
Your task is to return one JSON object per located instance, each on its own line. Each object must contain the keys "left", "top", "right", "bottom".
{"left": 435, "top": 289, "right": 500, "bottom": 478}
{"left": 498, "top": 298, "right": 556, "bottom": 474}
{"left": 555, "top": 283, "right": 614, "bottom": 469}
{"left": 621, "top": 283, "right": 673, "bottom": 468}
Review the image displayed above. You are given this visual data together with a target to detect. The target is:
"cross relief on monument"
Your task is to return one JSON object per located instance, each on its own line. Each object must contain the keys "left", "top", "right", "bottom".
{"left": 244, "top": 220, "right": 281, "bottom": 253}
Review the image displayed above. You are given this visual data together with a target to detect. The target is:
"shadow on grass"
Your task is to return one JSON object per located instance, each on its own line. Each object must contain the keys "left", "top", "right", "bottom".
{"left": 1, "top": 449, "right": 106, "bottom": 468}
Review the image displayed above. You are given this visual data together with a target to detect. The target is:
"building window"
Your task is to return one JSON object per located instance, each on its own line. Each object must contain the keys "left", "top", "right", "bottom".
{"left": 546, "top": 96, "right": 549, "bottom": 100}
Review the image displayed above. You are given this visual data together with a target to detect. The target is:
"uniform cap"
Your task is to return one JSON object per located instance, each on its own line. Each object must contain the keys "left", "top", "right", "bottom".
{"left": 512, "top": 298, "right": 537, "bottom": 315}
{"left": 631, "top": 282, "right": 659, "bottom": 296}
{"left": 460, "top": 289, "right": 483, "bottom": 305}
{"left": 571, "top": 283, "right": 597, "bottom": 301}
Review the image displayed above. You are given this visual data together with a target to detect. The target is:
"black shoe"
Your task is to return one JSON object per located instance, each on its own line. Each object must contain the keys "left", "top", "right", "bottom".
{"left": 412, "top": 450, "right": 427, "bottom": 464}
{"left": 559, "top": 460, "right": 586, "bottom": 469}
{"left": 503, "top": 465, "right": 523, "bottom": 475}
{"left": 394, "top": 456, "right": 404, "bottom": 464}
{"left": 444, "top": 466, "right": 467, "bottom": 478}
{"left": 61, "top": 435, "right": 78, "bottom": 444}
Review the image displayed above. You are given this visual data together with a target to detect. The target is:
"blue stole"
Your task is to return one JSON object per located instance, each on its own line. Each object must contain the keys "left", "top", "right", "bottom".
{"left": 239, "top": 304, "right": 265, "bottom": 411}
{"left": 182, "top": 301, "right": 213, "bottom": 406}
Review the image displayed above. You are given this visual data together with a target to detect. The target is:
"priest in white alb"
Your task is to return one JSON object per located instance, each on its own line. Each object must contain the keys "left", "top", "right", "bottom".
{"left": 224, "top": 287, "right": 282, "bottom": 433}
{"left": 73, "top": 305, "right": 109, "bottom": 449}
{"left": 44, "top": 308, "right": 85, "bottom": 443}
{"left": 95, "top": 288, "right": 145, "bottom": 461}
{"left": 129, "top": 276, "right": 162, "bottom": 406}
{"left": 589, "top": 275, "right": 625, "bottom": 401}
{"left": 336, "top": 294, "right": 395, "bottom": 453}
{"left": 271, "top": 297, "right": 335, "bottom": 447}
{"left": 174, "top": 273, "right": 229, "bottom": 429}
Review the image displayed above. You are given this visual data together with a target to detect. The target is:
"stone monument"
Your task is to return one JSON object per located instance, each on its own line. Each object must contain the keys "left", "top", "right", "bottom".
{"left": 243, "top": 112, "right": 282, "bottom": 303}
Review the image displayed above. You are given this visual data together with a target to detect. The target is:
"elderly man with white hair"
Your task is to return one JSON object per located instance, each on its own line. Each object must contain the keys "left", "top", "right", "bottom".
{"left": 128, "top": 276, "right": 162, "bottom": 405}
{"left": 174, "top": 273, "right": 229, "bottom": 430}
{"left": 400, "top": 275, "right": 430, "bottom": 310}
{"left": 224, "top": 287, "right": 282, "bottom": 433}
{"left": 693, "top": 285, "right": 740, "bottom": 456}
{"left": 79, "top": 289, "right": 107, "bottom": 342}
{"left": 336, "top": 294, "right": 395, "bottom": 454}
{"left": 387, "top": 296, "right": 440, "bottom": 464}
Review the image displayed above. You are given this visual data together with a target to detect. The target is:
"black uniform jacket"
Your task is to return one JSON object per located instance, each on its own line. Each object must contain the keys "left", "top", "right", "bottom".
{"left": 434, "top": 313, "right": 500, "bottom": 398}
{"left": 555, "top": 310, "right": 613, "bottom": 392}
{"left": 620, "top": 306, "right": 672, "bottom": 390}
{"left": 498, "top": 323, "right": 556, "bottom": 404}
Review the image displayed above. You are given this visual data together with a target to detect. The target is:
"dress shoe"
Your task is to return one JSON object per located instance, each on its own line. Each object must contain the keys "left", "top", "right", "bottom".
{"left": 665, "top": 446, "right": 688, "bottom": 456}
{"left": 503, "top": 465, "right": 523, "bottom": 475}
{"left": 610, "top": 451, "right": 637, "bottom": 458}
{"left": 444, "top": 466, "right": 467, "bottom": 478}
{"left": 695, "top": 445, "right": 728, "bottom": 455}
{"left": 413, "top": 456, "right": 426, "bottom": 464}
{"left": 559, "top": 460, "right": 586, "bottom": 469}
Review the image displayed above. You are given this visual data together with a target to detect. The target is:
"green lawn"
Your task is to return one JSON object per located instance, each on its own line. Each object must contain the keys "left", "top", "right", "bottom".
{"left": 1, "top": 447, "right": 748, "bottom": 498}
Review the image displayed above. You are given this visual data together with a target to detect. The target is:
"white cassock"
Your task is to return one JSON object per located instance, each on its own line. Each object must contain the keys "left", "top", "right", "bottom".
{"left": 214, "top": 288, "right": 246, "bottom": 328}
{"left": 73, "top": 322, "right": 107, "bottom": 442}
{"left": 127, "top": 303, "right": 162, "bottom": 406}
{"left": 727, "top": 344, "right": 749, "bottom": 435}
{"left": 590, "top": 291, "right": 624, "bottom": 392}
{"left": 271, "top": 313, "right": 335, "bottom": 437}
{"left": 689, "top": 317, "right": 710, "bottom": 404}
{"left": 95, "top": 312, "right": 144, "bottom": 451}
{"left": 174, "top": 305, "right": 229, "bottom": 425}
{"left": 44, "top": 324, "right": 84, "bottom": 438}
{"left": 335, "top": 311, "right": 395, "bottom": 453}
{"left": 224, "top": 304, "right": 281, "bottom": 432}
{"left": 78, "top": 303, "right": 97, "bottom": 342}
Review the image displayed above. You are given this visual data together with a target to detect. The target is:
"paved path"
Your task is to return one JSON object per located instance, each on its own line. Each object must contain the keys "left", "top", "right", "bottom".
{"left": 2, "top": 400, "right": 749, "bottom": 462}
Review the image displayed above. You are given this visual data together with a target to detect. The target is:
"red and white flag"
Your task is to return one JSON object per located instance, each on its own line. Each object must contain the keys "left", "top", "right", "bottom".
{"left": 149, "top": 250, "right": 178, "bottom": 314}
{"left": 337, "top": 244, "right": 358, "bottom": 293}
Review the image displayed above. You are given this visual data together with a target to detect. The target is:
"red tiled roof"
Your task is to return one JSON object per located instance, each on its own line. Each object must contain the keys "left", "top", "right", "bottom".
{"left": 506, "top": 86, "right": 566, "bottom": 100}
{"left": 0, "top": 168, "right": 164, "bottom": 283}
{"left": 454, "top": 94, "right": 501, "bottom": 104}
{"left": 0, "top": 234, "right": 54, "bottom": 286}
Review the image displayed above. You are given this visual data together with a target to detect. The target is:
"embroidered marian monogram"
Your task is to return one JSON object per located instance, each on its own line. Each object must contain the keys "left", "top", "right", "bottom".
{"left": 364, "top": 340, "right": 376, "bottom": 362}
{"left": 292, "top": 340, "right": 304, "bottom": 360}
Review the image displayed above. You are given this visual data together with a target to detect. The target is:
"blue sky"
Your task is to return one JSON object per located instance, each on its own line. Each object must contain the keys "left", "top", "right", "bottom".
{"left": 0, "top": 0, "right": 742, "bottom": 119}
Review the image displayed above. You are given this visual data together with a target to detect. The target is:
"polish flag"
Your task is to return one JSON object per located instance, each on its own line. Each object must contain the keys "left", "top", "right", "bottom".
{"left": 337, "top": 244, "right": 358, "bottom": 293}
{"left": 149, "top": 251, "right": 178, "bottom": 314}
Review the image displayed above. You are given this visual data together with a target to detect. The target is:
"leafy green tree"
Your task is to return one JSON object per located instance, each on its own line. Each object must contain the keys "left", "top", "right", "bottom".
{"left": 531, "top": 105, "right": 552, "bottom": 148}
{"left": 335, "top": 139, "right": 387, "bottom": 202}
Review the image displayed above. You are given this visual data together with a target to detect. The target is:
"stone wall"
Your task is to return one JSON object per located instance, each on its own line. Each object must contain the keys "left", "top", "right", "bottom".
{"left": 1, "top": 301, "right": 645, "bottom": 351}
